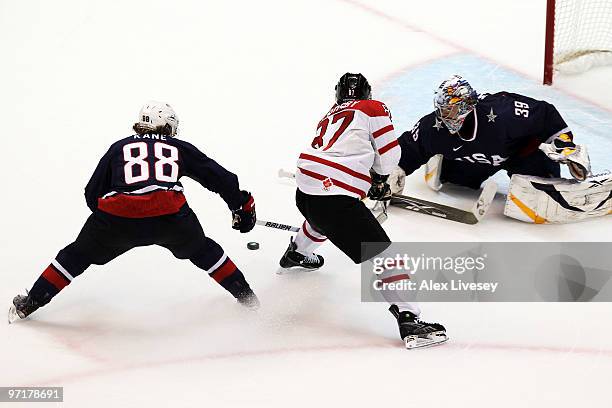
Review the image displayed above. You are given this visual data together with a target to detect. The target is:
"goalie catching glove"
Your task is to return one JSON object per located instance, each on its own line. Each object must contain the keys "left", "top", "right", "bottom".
{"left": 368, "top": 171, "right": 392, "bottom": 201}
{"left": 539, "top": 133, "right": 591, "bottom": 181}
{"left": 232, "top": 191, "right": 256, "bottom": 233}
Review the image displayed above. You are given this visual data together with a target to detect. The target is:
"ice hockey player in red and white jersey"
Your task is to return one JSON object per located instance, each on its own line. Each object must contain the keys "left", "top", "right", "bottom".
{"left": 278, "top": 73, "right": 447, "bottom": 348}
{"left": 294, "top": 83, "right": 399, "bottom": 201}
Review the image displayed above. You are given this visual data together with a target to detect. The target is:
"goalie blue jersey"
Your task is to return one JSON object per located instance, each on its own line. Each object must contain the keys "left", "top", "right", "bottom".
{"left": 398, "top": 92, "right": 572, "bottom": 176}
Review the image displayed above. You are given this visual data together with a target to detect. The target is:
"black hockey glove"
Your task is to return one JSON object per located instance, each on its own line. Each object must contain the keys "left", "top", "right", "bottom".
{"left": 232, "top": 191, "right": 256, "bottom": 233}
{"left": 368, "top": 171, "right": 392, "bottom": 201}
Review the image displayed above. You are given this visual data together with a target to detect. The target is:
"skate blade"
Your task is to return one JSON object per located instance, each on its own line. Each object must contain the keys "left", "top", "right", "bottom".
{"left": 8, "top": 305, "right": 20, "bottom": 324}
{"left": 404, "top": 331, "right": 448, "bottom": 349}
{"left": 276, "top": 266, "right": 321, "bottom": 275}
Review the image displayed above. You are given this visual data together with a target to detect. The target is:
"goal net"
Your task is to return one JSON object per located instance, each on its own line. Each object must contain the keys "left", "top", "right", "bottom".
{"left": 544, "top": 0, "right": 612, "bottom": 84}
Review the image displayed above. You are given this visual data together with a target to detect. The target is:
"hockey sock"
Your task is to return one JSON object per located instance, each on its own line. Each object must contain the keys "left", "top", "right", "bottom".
{"left": 393, "top": 302, "right": 421, "bottom": 316}
{"left": 373, "top": 258, "right": 421, "bottom": 316}
{"left": 294, "top": 220, "right": 327, "bottom": 255}
{"left": 29, "top": 259, "right": 77, "bottom": 306}
{"left": 207, "top": 255, "right": 252, "bottom": 299}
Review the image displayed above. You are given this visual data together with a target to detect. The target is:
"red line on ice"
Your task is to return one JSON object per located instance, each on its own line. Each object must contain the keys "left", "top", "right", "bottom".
{"left": 27, "top": 339, "right": 612, "bottom": 387}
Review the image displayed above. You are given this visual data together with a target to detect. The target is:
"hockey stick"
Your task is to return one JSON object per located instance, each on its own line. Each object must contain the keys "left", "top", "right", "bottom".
{"left": 279, "top": 168, "right": 496, "bottom": 225}
{"left": 256, "top": 207, "right": 388, "bottom": 233}
{"left": 256, "top": 219, "right": 300, "bottom": 233}
{"left": 278, "top": 168, "right": 296, "bottom": 179}
{"left": 390, "top": 179, "right": 497, "bottom": 225}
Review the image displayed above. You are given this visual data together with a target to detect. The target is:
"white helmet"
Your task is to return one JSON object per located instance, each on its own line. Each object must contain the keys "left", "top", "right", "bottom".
{"left": 136, "top": 101, "right": 179, "bottom": 137}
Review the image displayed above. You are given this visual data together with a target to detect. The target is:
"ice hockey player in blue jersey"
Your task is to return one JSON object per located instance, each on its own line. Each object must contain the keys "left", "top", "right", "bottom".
{"left": 389, "top": 75, "right": 591, "bottom": 194}
{"left": 9, "top": 101, "right": 259, "bottom": 323}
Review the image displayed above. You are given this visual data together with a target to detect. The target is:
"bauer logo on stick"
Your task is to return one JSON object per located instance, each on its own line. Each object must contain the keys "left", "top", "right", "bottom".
{"left": 266, "top": 222, "right": 292, "bottom": 231}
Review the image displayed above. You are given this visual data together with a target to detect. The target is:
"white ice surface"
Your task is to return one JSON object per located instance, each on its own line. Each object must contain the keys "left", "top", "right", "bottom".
{"left": 1, "top": 1, "right": 612, "bottom": 407}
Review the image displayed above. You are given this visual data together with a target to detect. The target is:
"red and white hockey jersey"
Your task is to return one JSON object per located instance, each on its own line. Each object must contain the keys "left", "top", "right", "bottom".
{"left": 296, "top": 99, "right": 400, "bottom": 199}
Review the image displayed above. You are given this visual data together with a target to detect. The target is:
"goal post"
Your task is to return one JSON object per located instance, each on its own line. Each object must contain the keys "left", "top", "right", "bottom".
{"left": 543, "top": 0, "right": 612, "bottom": 85}
{"left": 543, "top": 0, "right": 556, "bottom": 85}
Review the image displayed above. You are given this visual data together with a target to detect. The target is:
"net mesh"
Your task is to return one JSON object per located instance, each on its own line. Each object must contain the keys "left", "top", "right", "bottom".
{"left": 554, "top": 0, "right": 612, "bottom": 73}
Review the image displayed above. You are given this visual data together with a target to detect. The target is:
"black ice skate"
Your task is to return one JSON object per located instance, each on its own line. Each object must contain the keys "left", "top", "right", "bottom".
{"left": 278, "top": 238, "right": 324, "bottom": 271}
{"left": 8, "top": 293, "right": 40, "bottom": 324}
{"left": 236, "top": 288, "right": 260, "bottom": 310}
{"left": 389, "top": 305, "right": 448, "bottom": 349}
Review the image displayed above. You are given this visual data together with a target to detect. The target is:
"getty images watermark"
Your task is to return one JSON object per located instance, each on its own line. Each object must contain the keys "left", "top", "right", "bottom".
{"left": 371, "top": 252, "right": 498, "bottom": 294}
{"left": 361, "top": 242, "right": 612, "bottom": 302}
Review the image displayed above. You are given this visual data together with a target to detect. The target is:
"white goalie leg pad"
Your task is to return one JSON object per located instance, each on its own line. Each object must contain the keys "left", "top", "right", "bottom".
{"left": 504, "top": 173, "right": 612, "bottom": 224}
{"left": 424, "top": 154, "right": 443, "bottom": 191}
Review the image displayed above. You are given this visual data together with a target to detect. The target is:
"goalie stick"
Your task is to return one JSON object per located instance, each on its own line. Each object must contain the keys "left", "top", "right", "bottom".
{"left": 390, "top": 179, "right": 497, "bottom": 225}
{"left": 278, "top": 168, "right": 497, "bottom": 225}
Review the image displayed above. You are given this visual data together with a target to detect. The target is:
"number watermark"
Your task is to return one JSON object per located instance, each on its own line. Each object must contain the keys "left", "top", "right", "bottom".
{"left": 0, "top": 387, "right": 63, "bottom": 402}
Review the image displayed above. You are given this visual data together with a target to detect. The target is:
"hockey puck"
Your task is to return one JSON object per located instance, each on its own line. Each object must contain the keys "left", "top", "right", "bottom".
{"left": 247, "top": 242, "right": 260, "bottom": 250}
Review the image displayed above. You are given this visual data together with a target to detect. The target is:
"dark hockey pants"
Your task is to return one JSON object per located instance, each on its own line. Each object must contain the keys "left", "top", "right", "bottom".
{"left": 29, "top": 205, "right": 250, "bottom": 306}
{"left": 295, "top": 189, "right": 390, "bottom": 264}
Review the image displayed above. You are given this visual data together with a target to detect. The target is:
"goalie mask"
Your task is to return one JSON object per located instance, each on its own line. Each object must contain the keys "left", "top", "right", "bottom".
{"left": 136, "top": 101, "right": 179, "bottom": 137}
{"left": 434, "top": 75, "right": 478, "bottom": 134}
{"left": 335, "top": 73, "right": 372, "bottom": 104}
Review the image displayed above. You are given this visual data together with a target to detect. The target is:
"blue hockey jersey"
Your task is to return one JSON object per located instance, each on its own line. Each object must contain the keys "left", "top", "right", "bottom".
{"left": 84, "top": 134, "right": 246, "bottom": 218}
{"left": 398, "top": 92, "right": 573, "bottom": 176}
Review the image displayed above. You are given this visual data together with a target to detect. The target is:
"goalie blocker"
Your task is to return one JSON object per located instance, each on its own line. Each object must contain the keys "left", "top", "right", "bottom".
{"left": 505, "top": 173, "right": 612, "bottom": 224}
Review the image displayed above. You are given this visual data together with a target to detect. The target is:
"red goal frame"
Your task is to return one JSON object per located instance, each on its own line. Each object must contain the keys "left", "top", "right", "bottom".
{"left": 543, "top": 0, "right": 556, "bottom": 85}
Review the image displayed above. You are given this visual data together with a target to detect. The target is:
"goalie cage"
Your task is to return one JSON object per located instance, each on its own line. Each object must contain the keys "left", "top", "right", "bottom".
{"left": 544, "top": 0, "right": 612, "bottom": 84}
